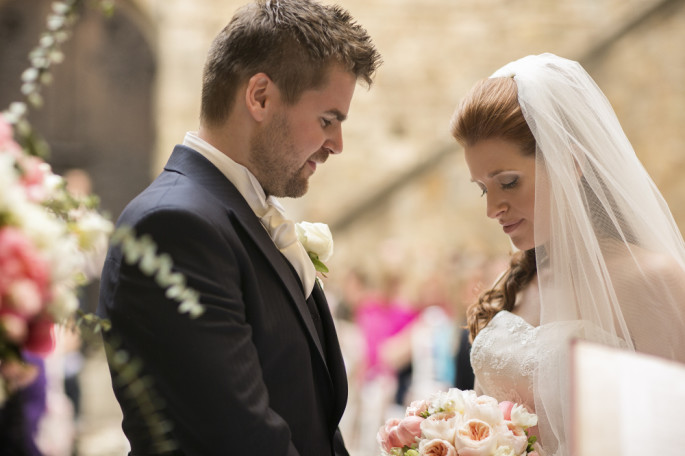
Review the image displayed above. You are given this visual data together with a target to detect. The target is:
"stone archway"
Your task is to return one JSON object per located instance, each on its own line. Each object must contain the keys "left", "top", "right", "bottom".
{"left": 0, "top": 0, "right": 156, "bottom": 311}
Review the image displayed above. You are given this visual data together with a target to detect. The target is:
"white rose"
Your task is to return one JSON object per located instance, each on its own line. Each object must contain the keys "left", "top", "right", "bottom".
{"left": 16, "top": 202, "right": 64, "bottom": 249}
{"left": 496, "top": 422, "right": 528, "bottom": 455}
{"left": 511, "top": 404, "right": 538, "bottom": 428}
{"left": 462, "top": 390, "right": 504, "bottom": 426}
{"left": 428, "top": 389, "right": 466, "bottom": 415}
{"left": 421, "top": 411, "right": 460, "bottom": 442}
{"left": 295, "top": 221, "right": 333, "bottom": 262}
{"left": 493, "top": 446, "right": 517, "bottom": 456}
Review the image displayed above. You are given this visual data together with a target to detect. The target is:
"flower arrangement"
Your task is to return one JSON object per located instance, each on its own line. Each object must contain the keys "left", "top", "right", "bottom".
{"left": 0, "top": 1, "right": 203, "bottom": 450}
{"left": 377, "top": 388, "right": 540, "bottom": 456}
{"left": 0, "top": 115, "right": 113, "bottom": 388}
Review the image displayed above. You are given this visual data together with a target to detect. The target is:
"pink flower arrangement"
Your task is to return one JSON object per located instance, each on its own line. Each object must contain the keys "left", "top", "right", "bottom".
{"left": 377, "top": 388, "right": 539, "bottom": 456}
{"left": 0, "top": 115, "right": 112, "bottom": 367}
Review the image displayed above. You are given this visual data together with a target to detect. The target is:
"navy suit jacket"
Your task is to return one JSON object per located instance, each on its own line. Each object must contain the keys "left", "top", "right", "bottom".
{"left": 98, "top": 145, "right": 349, "bottom": 455}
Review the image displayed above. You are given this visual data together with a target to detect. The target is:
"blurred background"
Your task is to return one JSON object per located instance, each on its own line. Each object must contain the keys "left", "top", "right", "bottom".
{"left": 1, "top": 0, "right": 684, "bottom": 454}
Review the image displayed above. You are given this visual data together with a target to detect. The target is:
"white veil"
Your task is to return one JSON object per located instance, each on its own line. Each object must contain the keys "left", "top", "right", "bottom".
{"left": 491, "top": 53, "right": 685, "bottom": 455}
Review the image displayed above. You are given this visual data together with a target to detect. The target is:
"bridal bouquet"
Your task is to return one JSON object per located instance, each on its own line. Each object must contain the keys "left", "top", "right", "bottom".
{"left": 0, "top": 114, "right": 112, "bottom": 376}
{"left": 377, "top": 388, "right": 539, "bottom": 456}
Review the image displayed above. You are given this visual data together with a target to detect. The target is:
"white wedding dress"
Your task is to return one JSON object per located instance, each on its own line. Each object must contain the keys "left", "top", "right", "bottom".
{"left": 470, "top": 311, "right": 538, "bottom": 413}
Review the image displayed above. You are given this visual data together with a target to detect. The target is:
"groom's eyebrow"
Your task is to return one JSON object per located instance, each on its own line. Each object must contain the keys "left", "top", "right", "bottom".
{"left": 325, "top": 109, "right": 347, "bottom": 122}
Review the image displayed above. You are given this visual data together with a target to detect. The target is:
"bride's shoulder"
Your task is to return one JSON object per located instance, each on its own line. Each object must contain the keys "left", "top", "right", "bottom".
{"left": 619, "top": 245, "right": 685, "bottom": 285}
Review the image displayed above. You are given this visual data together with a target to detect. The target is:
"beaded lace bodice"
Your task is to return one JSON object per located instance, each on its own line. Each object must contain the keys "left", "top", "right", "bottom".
{"left": 470, "top": 310, "right": 538, "bottom": 411}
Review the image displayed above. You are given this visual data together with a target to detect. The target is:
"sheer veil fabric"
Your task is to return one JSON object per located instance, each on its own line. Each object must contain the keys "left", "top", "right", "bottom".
{"left": 489, "top": 54, "right": 685, "bottom": 455}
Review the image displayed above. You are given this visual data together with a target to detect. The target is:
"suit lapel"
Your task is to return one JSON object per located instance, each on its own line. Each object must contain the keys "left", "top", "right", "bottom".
{"left": 310, "top": 283, "right": 348, "bottom": 421}
{"left": 164, "top": 146, "right": 330, "bottom": 372}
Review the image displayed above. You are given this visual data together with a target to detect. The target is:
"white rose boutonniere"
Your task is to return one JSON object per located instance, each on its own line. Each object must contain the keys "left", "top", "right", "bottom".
{"left": 295, "top": 221, "right": 333, "bottom": 275}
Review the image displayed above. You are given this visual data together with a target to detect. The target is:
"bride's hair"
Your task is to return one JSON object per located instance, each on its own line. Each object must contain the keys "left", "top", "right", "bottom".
{"left": 450, "top": 77, "right": 538, "bottom": 340}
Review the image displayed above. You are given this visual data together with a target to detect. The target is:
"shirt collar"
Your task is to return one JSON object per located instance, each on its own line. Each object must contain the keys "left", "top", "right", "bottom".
{"left": 182, "top": 131, "right": 272, "bottom": 216}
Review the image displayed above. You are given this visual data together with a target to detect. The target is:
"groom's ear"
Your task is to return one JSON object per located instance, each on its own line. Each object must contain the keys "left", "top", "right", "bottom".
{"left": 245, "top": 73, "right": 276, "bottom": 122}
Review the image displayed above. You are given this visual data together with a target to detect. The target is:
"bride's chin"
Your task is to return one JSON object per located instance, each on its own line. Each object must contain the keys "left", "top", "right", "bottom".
{"left": 509, "top": 236, "right": 535, "bottom": 252}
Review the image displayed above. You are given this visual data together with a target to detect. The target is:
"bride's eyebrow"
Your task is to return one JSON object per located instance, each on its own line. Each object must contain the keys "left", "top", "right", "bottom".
{"left": 489, "top": 169, "right": 520, "bottom": 178}
{"left": 470, "top": 170, "right": 516, "bottom": 182}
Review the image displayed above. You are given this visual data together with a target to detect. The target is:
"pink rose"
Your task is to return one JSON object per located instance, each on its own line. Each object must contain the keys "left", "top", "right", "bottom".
{"left": 0, "top": 227, "right": 50, "bottom": 300}
{"left": 378, "top": 416, "right": 425, "bottom": 452}
{"left": 24, "top": 317, "right": 55, "bottom": 355}
{"left": 17, "top": 155, "right": 52, "bottom": 202}
{"left": 377, "top": 418, "right": 402, "bottom": 453}
{"left": 395, "top": 415, "right": 424, "bottom": 447}
{"left": 418, "top": 438, "right": 457, "bottom": 456}
{"left": 499, "top": 401, "right": 515, "bottom": 421}
{"left": 454, "top": 418, "right": 497, "bottom": 456}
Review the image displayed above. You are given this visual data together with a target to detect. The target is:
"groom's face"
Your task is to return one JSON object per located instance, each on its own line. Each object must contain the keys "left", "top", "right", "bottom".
{"left": 250, "top": 65, "right": 356, "bottom": 198}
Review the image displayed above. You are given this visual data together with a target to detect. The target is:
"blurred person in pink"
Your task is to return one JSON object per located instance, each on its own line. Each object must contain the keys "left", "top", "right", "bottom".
{"left": 355, "top": 269, "right": 419, "bottom": 382}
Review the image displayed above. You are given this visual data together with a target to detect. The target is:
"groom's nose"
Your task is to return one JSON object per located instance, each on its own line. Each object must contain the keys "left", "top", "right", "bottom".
{"left": 324, "top": 124, "right": 343, "bottom": 155}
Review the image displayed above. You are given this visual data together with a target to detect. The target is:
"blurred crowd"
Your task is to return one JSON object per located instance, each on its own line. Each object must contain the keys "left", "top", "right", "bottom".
{"left": 324, "top": 244, "right": 508, "bottom": 456}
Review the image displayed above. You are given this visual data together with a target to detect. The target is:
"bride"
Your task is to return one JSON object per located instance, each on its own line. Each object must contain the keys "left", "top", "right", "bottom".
{"left": 449, "top": 53, "right": 685, "bottom": 455}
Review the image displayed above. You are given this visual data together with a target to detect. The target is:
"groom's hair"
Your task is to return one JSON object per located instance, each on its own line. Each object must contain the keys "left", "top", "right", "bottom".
{"left": 200, "top": 0, "right": 382, "bottom": 127}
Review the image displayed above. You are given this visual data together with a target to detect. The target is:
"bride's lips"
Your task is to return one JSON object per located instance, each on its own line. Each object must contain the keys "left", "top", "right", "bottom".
{"left": 502, "top": 220, "right": 523, "bottom": 234}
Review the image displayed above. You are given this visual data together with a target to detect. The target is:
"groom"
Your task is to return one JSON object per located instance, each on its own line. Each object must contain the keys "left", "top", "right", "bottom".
{"left": 97, "top": 1, "right": 381, "bottom": 454}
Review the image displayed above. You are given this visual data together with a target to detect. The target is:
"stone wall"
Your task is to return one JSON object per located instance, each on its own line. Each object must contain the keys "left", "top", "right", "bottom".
{"left": 132, "top": 0, "right": 685, "bottom": 295}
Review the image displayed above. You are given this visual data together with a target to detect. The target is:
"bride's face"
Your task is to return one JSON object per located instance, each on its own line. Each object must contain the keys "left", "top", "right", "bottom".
{"left": 464, "top": 138, "right": 537, "bottom": 251}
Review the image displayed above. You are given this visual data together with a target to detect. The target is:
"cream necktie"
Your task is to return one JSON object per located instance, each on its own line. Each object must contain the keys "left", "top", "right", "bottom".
{"left": 260, "top": 197, "right": 316, "bottom": 298}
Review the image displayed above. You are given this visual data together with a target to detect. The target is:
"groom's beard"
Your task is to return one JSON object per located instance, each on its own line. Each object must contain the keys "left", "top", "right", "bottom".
{"left": 250, "top": 112, "right": 314, "bottom": 198}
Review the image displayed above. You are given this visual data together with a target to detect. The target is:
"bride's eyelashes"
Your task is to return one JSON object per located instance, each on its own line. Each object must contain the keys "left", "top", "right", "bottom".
{"left": 501, "top": 176, "right": 519, "bottom": 189}
{"left": 475, "top": 176, "right": 520, "bottom": 197}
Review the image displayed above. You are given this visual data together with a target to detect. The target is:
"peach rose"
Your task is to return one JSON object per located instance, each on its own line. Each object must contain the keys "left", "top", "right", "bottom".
{"left": 418, "top": 438, "right": 457, "bottom": 456}
{"left": 454, "top": 418, "right": 497, "bottom": 456}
